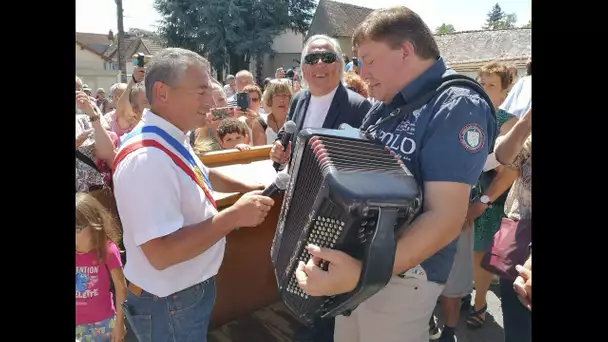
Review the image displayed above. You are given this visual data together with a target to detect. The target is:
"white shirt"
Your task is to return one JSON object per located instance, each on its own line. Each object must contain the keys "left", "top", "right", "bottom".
{"left": 500, "top": 76, "right": 531, "bottom": 118}
{"left": 265, "top": 126, "right": 278, "bottom": 144}
{"left": 302, "top": 86, "right": 338, "bottom": 129}
{"left": 223, "top": 84, "right": 235, "bottom": 98}
{"left": 113, "top": 109, "right": 225, "bottom": 297}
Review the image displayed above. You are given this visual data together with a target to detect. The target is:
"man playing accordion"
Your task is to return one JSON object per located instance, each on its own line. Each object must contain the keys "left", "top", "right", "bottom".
{"left": 294, "top": 6, "right": 497, "bottom": 342}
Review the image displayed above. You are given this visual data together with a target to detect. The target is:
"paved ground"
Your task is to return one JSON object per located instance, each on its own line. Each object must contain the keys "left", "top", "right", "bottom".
{"left": 125, "top": 284, "right": 505, "bottom": 342}
{"left": 435, "top": 283, "right": 505, "bottom": 342}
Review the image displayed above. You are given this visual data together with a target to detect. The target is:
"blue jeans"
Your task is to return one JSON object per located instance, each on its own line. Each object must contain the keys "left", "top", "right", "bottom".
{"left": 499, "top": 277, "right": 531, "bottom": 342}
{"left": 123, "top": 277, "right": 216, "bottom": 342}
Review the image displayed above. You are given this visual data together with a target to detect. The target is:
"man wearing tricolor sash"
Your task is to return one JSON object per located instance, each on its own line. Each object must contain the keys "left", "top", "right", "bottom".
{"left": 113, "top": 48, "right": 275, "bottom": 342}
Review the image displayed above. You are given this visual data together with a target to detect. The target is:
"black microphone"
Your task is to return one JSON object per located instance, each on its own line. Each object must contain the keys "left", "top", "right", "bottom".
{"left": 261, "top": 172, "right": 290, "bottom": 197}
{"left": 273, "top": 120, "right": 297, "bottom": 171}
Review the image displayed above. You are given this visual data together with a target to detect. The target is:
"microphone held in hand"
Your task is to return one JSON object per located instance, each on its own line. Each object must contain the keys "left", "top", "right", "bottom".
{"left": 261, "top": 172, "right": 291, "bottom": 197}
{"left": 273, "top": 120, "right": 297, "bottom": 171}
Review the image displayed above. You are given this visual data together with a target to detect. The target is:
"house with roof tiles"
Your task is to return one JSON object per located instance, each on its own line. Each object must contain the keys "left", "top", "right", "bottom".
{"left": 103, "top": 29, "right": 165, "bottom": 81}
{"left": 76, "top": 32, "right": 119, "bottom": 93}
{"left": 307, "top": 0, "right": 531, "bottom": 78}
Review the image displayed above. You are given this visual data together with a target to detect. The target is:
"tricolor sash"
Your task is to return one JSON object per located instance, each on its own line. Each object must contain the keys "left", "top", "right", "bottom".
{"left": 114, "top": 126, "right": 216, "bottom": 209}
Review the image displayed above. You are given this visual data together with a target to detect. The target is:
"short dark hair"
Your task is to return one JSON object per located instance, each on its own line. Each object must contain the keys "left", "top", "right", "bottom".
{"left": 217, "top": 118, "right": 248, "bottom": 141}
{"left": 353, "top": 6, "right": 439, "bottom": 60}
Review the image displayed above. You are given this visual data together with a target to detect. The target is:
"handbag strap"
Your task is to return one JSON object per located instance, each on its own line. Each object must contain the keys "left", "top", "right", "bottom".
{"left": 258, "top": 117, "right": 268, "bottom": 131}
{"left": 76, "top": 150, "right": 100, "bottom": 173}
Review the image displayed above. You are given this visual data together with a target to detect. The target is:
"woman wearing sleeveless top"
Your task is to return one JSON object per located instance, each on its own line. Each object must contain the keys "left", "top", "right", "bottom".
{"left": 240, "top": 84, "right": 267, "bottom": 146}
{"left": 261, "top": 81, "right": 293, "bottom": 144}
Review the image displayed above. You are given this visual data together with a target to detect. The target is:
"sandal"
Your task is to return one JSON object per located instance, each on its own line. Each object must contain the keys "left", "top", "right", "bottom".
{"left": 465, "top": 304, "right": 487, "bottom": 329}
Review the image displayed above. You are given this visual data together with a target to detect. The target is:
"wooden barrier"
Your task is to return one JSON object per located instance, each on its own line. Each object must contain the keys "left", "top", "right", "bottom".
{"left": 201, "top": 145, "right": 283, "bottom": 328}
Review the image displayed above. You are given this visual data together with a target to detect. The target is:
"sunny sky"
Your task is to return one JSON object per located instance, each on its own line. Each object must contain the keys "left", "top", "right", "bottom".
{"left": 76, "top": 0, "right": 531, "bottom": 35}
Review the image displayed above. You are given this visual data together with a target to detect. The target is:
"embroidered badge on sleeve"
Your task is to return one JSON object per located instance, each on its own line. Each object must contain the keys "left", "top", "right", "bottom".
{"left": 459, "top": 123, "right": 485, "bottom": 153}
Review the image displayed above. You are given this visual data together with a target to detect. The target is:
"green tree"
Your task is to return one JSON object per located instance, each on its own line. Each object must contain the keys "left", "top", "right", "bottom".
{"left": 483, "top": 3, "right": 517, "bottom": 30}
{"left": 154, "top": 0, "right": 315, "bottom": 80}
{"left": 435, "top": 23, "right": 455, "bottom": 35}
{"left": 523, "top": 19, "right": 531, "bottom": 28}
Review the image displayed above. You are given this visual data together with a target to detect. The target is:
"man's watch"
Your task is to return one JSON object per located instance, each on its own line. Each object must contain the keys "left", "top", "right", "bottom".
{"left": 479, "top": 195, "right": 493, "bottom": 207}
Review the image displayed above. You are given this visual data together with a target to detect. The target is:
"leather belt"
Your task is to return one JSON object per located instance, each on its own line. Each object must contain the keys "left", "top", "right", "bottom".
{"left": 127, "top": 282, "right": 143, "bottom": 296}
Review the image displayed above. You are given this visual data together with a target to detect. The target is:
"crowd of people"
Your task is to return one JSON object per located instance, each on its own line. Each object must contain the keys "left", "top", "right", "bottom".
{"left": 75, "top": 5, "right": 531, "bottom": 342}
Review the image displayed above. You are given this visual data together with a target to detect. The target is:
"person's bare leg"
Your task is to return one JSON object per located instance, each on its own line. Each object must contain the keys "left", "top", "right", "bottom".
{"left": 440, "top": 296, "right": 460, "bottom": 340}
{"left": 472, "top": 252, "right": 493, "bottom": 316}
{"left": 441, "top": 296, "right": 461, "bottom": 327}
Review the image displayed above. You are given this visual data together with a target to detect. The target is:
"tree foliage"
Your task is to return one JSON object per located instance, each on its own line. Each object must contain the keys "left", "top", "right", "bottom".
{"left": 154, "top": 0, "right": 315, "bottom": 79}
{"left": 435, "top": 23, "right": 455, "bottom": 35}
{"left": 483, "top": 3, "right": 517, "bottom": 30}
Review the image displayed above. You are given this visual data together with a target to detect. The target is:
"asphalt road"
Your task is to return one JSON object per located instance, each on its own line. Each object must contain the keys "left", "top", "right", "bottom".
{"left": 125, "top": 284, "right": 505, "bottom": 342}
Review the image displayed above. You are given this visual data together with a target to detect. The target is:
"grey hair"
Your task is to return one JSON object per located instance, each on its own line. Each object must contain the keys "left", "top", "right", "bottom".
{"left": 129, "top": 82, "right": 146, "bottom": 109}
{"left": 144, "top": 48, "right": 210, "bottom": 105}
{"left": 300, "top": 34, "right": 345, "bottom": 87}
{"left": 235, "top": 70, "right": 253, "bottom": 80}
{"left": 110, "top": 83, "right": 127, "bottom": 98}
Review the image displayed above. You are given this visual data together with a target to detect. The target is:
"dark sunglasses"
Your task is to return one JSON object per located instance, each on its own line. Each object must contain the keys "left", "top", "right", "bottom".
{"left": 304, "top": 52, "right": 337, "bottom": 65}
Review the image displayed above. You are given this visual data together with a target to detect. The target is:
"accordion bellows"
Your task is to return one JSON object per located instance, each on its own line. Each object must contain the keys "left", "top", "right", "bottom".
{"left": 271, "top": 128, "right": 423, "bottom": 325}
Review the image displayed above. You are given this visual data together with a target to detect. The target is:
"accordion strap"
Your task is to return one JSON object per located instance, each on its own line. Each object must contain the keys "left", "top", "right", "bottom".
{"left": 362, "top": 74, "right": 496, "bottom": 141}
{"left": 360, "top": 74, "right": 497, "bottom": 188}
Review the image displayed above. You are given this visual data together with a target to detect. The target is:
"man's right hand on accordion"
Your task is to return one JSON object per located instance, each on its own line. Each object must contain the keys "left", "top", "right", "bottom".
{"left": 295, "top": 244, "right": 363, "bottom": 296}
{"left": 294, "top": 181, "right": 483, "bottom": 298}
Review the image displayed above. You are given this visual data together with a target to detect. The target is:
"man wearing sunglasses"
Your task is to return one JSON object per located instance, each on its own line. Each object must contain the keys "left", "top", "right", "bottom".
{"left": 270, "top": 34, "right": 371, "bottom": 172}
{"left": 293, "top": 7, "right": 497, "bottom": 342}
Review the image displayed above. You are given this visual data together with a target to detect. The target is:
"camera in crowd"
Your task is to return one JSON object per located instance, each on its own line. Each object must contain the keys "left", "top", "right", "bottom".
{"left": 132, "top": 53, "right": 152, "bottom": 68}
{"left": 236, "top": 92, "right": 250, "bottom": 111}
{"left": 285, "top": 68, "right": 295, "bottom": 79}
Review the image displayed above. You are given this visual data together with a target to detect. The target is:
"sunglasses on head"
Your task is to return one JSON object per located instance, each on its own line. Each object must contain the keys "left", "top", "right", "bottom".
{"left": 304, "top": 52, "right": 338, "bottom": 65}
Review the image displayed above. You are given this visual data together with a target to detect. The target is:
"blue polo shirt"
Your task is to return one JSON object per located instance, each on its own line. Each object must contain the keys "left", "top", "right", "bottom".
{"left": 367, "top": 57, "right": 496, "bottom": 284}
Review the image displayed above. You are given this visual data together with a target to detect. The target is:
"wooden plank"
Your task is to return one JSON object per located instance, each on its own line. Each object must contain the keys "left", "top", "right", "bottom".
{"left": 209, "top": 195, "right": 284, "bottom": 328}
{"left": 200, "top": 145, "right": 272, "bottom": 168}
{"left": 211, "top": 159, "right": 277, "bottom": 208}
{"left": 208, "top": 302, "right": 305, "bottom": 342}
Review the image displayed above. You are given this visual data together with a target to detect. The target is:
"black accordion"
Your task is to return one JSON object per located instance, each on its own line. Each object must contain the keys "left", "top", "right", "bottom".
{"left": 270, "top": 128, "right": 423, "bottom": 325}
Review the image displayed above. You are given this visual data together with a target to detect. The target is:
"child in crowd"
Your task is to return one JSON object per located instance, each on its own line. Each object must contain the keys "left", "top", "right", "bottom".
{"left": 217, "top": 117, "right": 252, "bottom": 151}
{"left": 76, "top": 192, "right": 127, "bottom": 342}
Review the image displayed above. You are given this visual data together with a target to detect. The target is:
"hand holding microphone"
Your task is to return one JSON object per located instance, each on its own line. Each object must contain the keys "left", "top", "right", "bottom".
{"left": 261, "top": 172, "right": 290, "bottom": 197}
{"left": 270, "top": 120, "right": 297, "bottom": 171}
{"left": 228, "top": 173, "right": 290, "bottom": 230}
